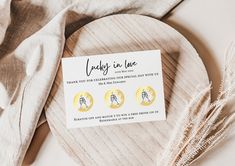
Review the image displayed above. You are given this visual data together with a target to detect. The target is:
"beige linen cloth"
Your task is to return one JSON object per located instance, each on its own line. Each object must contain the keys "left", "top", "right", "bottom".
{"left": 0, "top": 0, "right": 182, "bottom": 165}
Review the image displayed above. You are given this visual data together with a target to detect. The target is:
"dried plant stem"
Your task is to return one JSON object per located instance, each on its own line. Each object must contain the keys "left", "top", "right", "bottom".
{"left": 160, "top": 42, "right": 235, "bottom": 166}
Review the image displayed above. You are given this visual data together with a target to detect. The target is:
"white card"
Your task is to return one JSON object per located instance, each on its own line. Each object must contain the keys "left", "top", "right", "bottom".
{"left": 62, "top": 50, "right": 166, "bottom": 128}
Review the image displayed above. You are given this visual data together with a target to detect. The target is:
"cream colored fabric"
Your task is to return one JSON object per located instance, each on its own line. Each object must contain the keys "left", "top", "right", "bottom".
{"left": 0, "top": 0, "right": 182, "bottom": 165}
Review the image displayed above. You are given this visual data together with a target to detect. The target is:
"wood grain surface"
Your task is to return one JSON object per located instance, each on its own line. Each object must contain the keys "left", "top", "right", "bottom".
{"left": 45, "top": 14, "right": 209, "bottom": 165}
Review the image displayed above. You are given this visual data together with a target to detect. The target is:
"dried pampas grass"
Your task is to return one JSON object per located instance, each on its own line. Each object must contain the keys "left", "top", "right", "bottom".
{"left": 159, "top": 42, "right": 235, "bottom": 166}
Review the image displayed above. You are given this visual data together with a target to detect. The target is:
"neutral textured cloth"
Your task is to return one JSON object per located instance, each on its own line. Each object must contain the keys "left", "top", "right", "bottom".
{"left": 0, "top": 0, "right": 182, "bottom": 165}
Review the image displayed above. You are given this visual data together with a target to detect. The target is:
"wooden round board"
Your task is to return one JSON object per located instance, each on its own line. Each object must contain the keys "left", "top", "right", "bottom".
{"left": 45, "top": 14, "right": 209, "bottom": 165}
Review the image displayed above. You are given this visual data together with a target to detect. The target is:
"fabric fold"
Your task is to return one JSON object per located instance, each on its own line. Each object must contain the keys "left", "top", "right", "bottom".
{"left": 0, "top": 0, "right": 11, "bottom": 44}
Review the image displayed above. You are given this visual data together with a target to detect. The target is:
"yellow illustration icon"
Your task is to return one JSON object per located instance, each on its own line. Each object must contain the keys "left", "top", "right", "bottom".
{"left": 104, "top": 89, "right": 124, "bottom": 109}
{"left": 136, "top": 86, "right": 156, "bottom": 106}
{"left": 73, "top": 92, "right": 93, "bottom": 112}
